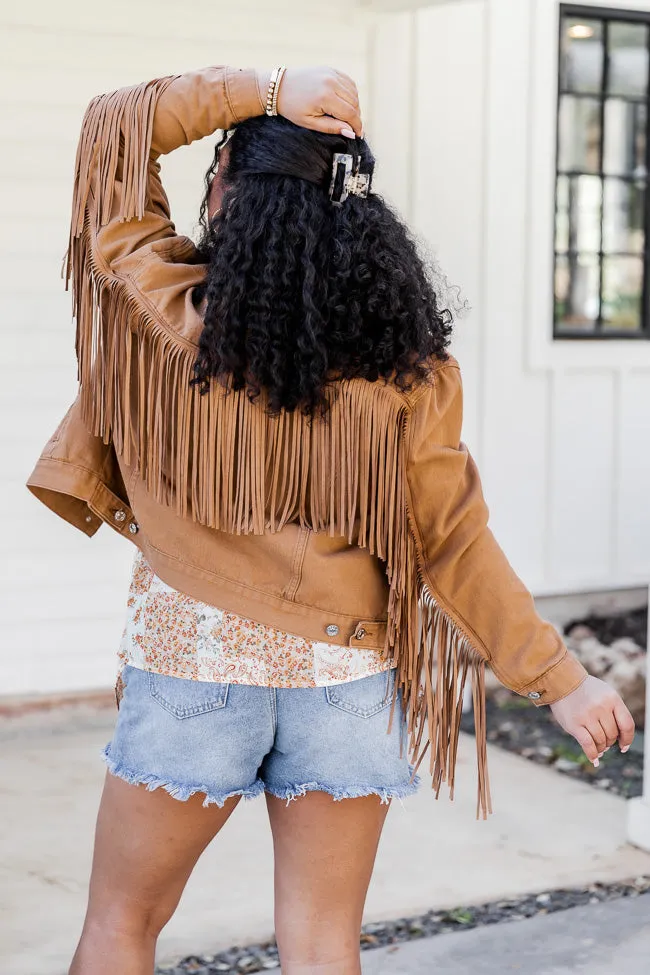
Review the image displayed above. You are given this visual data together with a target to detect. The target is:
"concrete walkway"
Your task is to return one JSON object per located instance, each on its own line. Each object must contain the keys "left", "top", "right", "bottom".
{"left": 361, "top": 894, "right": 650, "bottom": 973}
{"left": 1, "top": 703, "right": 649, "bottom": 975}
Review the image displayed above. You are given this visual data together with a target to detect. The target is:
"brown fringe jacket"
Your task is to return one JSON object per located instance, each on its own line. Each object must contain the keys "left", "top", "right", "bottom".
{"left": 27, "top": 66, "right": 588, "bottom": 818}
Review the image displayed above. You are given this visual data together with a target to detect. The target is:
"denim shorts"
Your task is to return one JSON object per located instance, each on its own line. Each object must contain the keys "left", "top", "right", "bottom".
{"left": 102, "top": 665, "right": 420, "bottom": 806}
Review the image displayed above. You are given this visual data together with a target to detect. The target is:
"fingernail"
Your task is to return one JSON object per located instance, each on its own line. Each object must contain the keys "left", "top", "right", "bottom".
{"left": 621, "top": 745, "right": 630, "bottom": 754}
{"left": 341, "top": 126, "right": 356, "bottom": 139}
{"left": 593, "top": 758, "right": 600, "bottom": 768}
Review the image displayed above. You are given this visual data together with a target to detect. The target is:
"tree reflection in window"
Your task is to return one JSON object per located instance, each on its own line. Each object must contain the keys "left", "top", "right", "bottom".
{"left": 555, "top": 7, "right": 650, "bottom": 337}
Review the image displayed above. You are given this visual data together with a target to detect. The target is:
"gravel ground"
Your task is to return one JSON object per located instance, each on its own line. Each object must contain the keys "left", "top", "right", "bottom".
{"left": 156, "top": 877, "right": 650, "bottom": 974}
{"left": 565, "top": 606, "right": 647, "bottom": 649}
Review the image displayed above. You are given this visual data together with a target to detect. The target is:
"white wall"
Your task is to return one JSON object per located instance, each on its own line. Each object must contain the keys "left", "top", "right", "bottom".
{"left": 0, "top": 0, "right": 372, "bottom": 696}
{"left": 371, "top": 0, "right": 650, "bottom": 596}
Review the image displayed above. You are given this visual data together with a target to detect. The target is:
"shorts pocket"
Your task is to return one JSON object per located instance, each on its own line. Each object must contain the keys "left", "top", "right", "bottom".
{"left": 325, "top": 668, "right": 395, "bottom": 718}
{"left": 148, "top": 671, "right": 229, "bottom": 719}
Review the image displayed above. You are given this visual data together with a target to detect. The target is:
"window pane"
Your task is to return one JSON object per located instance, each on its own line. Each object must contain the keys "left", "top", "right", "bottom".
{"left": 558, "top": 95, "right": 602, "bottom": 173}
{"left": 608, "top": 22, "right": 649, "bottom": 98}
{"left": 602, "top": 179, "right": 645, "bottom": 253}
{"left": 555, "top": 175, "right": 602, "bottom": 253}
{"left": 601, "top": 256, "right": 644, "bottom": 331}
{"left": 603, "top": 99, "right": 647, "bottom": 177}
{"left": 560, "top": 17, "right": 604, "bottom": 93}
{"left": 555, "top": 254, "right": 600, "bottom": 332}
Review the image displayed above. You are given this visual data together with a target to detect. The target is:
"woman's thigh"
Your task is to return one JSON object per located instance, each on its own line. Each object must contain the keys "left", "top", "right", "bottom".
{"left": 89, "top": 665, "right": 276, "bottom": 931}
{"left": 84, "top": 771, "right": 240, "bottom": 934}
{"left": 266, "top": 790, "right": 390, "bottom": 973}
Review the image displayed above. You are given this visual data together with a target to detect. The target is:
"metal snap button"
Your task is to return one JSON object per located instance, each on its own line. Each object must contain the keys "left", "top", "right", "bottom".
{"left": 128, "top": 522, "right": 139, "bottom": 535}
{"left": 325, "top": 624, "right": 339, "bottom": 637}
{"left": 355, "top": 627, "right": 367, "bottom": 640}
{"left": 114, "top": 509, "right": 127, "bottom": 523}
{"left": 528, "top": 691, "right": 542, "bottom": 700}
{"left": 85, "top": 514, "right": 93, "bottom": 523}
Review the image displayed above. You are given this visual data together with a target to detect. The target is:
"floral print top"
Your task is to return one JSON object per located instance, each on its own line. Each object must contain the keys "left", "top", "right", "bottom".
{"left": 118, "top": 551, "right": 390, "bottom": 687}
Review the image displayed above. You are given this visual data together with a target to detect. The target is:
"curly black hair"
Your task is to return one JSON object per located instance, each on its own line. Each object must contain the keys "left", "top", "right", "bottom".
{"left": 192, "top": 114, "right": 454, "bottom": 417}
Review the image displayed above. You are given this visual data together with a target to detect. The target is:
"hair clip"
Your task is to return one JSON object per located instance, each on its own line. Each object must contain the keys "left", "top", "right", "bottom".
{"left": 328, "top": 153, "right": 370, "bottom": 206}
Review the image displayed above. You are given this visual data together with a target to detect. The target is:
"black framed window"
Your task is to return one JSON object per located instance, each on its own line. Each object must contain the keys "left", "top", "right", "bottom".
{"left": 555, "top": 6, "right": 650, "bottom": 337}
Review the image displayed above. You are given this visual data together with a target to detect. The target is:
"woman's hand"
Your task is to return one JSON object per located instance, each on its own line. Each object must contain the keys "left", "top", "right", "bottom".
{"left": 257, "top": 67, "right": 363, "bottom": 139}
{"left": 550, "top": 675, "right": 636, "bottom": 765}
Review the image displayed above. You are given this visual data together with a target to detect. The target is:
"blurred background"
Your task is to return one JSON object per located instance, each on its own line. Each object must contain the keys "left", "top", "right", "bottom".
{"left": 1, "top": 1, "right": 650, "bottom": 974}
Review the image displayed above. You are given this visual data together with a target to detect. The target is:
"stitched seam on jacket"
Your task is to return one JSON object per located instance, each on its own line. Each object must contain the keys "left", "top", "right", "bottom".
{"left": 89, "top": 479, "right": 133, "bottom": 518}
{"left": 146, "top": 539, "right": 387, "bottom": 622}
{"left": 45, "top": 407, "right": 75, "bottom": 456}
{"left": 223, "top": 68, "right": 241, "bottom": 124}
{"left": 513, "top": 651, "right": 578, "bottom": 693}
{"left": 282, "top": 526, "right": 311, "bottom": 601}
{"left": 85, "top": 212, "right": 200, "bottom": 353}
{"left": 402, "top": 359, "right": 460, "bottom": 410}
{"left": 31, "top": 456, "right": 106, "bottom": 486}
{"left": 403, "top": 399, "right": 493, "bottom": 664}
{"left": 126, "top": 465, "right": 140, "bottom": 500}
{"left": 253, "top": 72, "right": 267, "bottom": 114}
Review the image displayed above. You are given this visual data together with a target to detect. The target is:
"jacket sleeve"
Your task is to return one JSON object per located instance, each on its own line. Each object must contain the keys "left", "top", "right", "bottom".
{"left": 26, "top": 397, "right": 139, "bottom": 541}
{"left": 69, "top": 67, "right": 265, "bottom": 271}
{"left": 405, "top": 361, "right": 588, "bottom": 706}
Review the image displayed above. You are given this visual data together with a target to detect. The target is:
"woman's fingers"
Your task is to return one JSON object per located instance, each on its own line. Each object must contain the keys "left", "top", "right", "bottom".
{"left": 332, "top": 76, "right": 364, "bottom": 137}
{"left": 550, "top": 675, "right": 636, "bottom": 765}
{"left": 320, "top": 91, "right": 363, "bottom": 137}
{"left": 573, "top": 726, "right": 600, "bottom": 764}
{"left": 614, "top": 698, "right": 636, "bottom": 752}
{"left": 587, "top": 718, "right": 607, "bottom": 754}
{"left": 275, "top": 67, "right": 364, "bottom": 138}
{"left": 597, "top": 711, "right": 620, "bottom": 751}
{"left": 309, "top": 115, "right": 358, "bottom": 139}
{"left": 578, "top": 701, "right": 634, "bottom": 763}
{"left": 331, "top": 70, "right": 359, "bottom": 105}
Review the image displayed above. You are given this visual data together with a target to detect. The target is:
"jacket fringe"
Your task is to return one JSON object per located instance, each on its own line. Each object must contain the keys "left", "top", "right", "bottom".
{"left": 67, "top": 79, "right": 492, "bottom": 819}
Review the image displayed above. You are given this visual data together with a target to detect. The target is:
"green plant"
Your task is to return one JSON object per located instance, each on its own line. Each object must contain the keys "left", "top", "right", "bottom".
{"left": 552, "top": 742, "right": 593, "bottom": 769}
{"left": 447, "top": 909, "right": 473, "bottom": 925}
{"left": 497, "top": 695, "right": 533, "bottom": 711}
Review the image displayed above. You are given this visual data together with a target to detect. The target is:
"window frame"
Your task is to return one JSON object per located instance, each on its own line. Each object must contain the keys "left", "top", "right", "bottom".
{"left": 554, "top": 3, "right": 650, "bottom": 340}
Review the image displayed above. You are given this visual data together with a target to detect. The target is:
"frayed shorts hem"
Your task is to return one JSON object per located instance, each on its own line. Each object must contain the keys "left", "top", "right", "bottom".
{"left": 264, "top": 777, "right": 421, "bottom": 806}
{"left": 102, "top": 746, "right": 265, "bottom": 808}
{"left": 102, "top": 746, "right": 419, "bottom": 808}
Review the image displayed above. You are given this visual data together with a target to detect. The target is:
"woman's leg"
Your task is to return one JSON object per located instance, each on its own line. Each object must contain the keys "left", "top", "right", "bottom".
{"left": 266, "top": 791, "right": 390, "bottom": 974}
{"left": 69, "top": 772, "right": 240, "bottom": 975}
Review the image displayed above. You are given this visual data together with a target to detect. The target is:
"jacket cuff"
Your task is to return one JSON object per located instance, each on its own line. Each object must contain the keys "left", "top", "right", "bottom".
{"left": 26, "top": 456, "right": 139, "bottom": 541}
{"left": 27, "top": 457, "right": 101, "bottom": 536}
{"left": 515, "top": 652, "right": 589, "bottom": 707}
{"left": 225, "top": 67, "right": 266, "bottom": 123}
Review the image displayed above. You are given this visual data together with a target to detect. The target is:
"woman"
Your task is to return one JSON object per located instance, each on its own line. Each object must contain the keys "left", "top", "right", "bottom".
{"left": 28, "top": 65, "right": 635, "bottom": 975}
